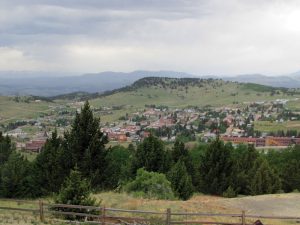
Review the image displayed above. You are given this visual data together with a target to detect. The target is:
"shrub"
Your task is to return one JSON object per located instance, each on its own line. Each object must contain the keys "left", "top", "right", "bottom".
{"left": 124, "top": 168, "right": 175, "bottom": 200}
{"left": 222, "top": 186, "right": 236, "bottom": 198}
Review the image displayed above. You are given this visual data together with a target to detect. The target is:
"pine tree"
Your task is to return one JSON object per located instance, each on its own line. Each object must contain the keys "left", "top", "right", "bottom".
{"left": 168, "top": 158, "right": 194, "bottom": 200}
{"left": 64, "top": 101, "right": 108, "bottom": 188}
{"left": 103, "top": 146, "right": 131, "bottom": 189}
{"left": 0, "top": 151, "right": 35, "bottom": 198}
{"left": 234, "top": 144, "right": 259, "bottom": 195}
{"left": 172, "top": 140, "right": 188, "bottom": 162}
{"left": 54, "top": 167, "right": 99, "bottom": 220}
{"left": 172, "top": 139, "right": 195, "bottom": 176}
{"left": 199, "top": 138, "right": 234, "bottom": 195}
{"left": 249, "top": 158, "right": 281, "bottom": 195}
{"left": 33, "top": 130, "right": 66, "bottom": 194}
{"left": 132, "top": 134, "right": 171, "bottom": 174}
{"left": 0, "top": 132, "right": 13, "bottom": 165}
{"left": 282, "top": 159, "right": 300, "bottom": 192}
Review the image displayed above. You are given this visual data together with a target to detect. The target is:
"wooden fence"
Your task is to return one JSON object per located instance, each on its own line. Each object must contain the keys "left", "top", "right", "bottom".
{"left": 0, "top": 198, "right": 300, "bottom": 225}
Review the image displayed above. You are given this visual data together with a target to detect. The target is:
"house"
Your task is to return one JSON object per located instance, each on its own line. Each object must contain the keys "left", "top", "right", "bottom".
{"left": 25, "top": 140, "right": 46, "bottom": 153}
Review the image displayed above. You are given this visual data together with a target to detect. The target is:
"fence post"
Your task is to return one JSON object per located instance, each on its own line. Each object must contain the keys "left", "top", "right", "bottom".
{"left": 101, "top": 206, "right": 106, "bottom": 225}
{"left": 39, "top": 200, "right": 44, "bottom": 222}
{"left": 166, "top": 208, "right": 171, "bottom": 225}
{"left": 242, "top": 210, "right": 245, "bottom": 225}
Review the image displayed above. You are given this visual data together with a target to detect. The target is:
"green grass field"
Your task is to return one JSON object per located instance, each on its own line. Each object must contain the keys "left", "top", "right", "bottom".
{"left": 254, "top": 120, "right": 300, "bottom": 133}
{"left": 0, "top": 97, "right": 56, "bottom": 125}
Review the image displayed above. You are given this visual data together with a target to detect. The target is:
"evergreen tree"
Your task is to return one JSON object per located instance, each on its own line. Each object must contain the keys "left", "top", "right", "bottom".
{"left": 249, "top": 158, "right": 281, "bottom": 195}
{"left": 33, "top": 130, "right": 66, "bottom": 194}
{"left": 282, "top": 159, "right": 300, "bottom": 192}
{"left": 103, "top": 146, "right": 131, "bottom": 189}
{"left": 132, "top": 134, "right": 171, "bottom": 174}
{"left": 64, "top": 101, "right": 108, "bottom": 188}
{"left": 233, "top": 144, "right": 259, "bottom": 195}
{"left": 168, "top": 158, "right": 194, "bottom": 200}
{"left": 172, "top": 140, "right": 188, "bottom": 162}
{"left": 199, "top": 138, "right": 234, "bottom": 195}
{"left": 54, "top": 167, "right": 99, "bottom": 220}
{"left": 171, "top": 139, "right": 197, "bottom": 188}
{"left": 0, "top": 132, "right": 13, "bottom": 165}
{"left": 0, "top": 151, "right": 36, "bottom": 198}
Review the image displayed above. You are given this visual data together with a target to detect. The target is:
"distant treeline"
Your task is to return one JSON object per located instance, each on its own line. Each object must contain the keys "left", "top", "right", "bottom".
{"left": 0, "top": 101, "right": 300, "bottom": 201}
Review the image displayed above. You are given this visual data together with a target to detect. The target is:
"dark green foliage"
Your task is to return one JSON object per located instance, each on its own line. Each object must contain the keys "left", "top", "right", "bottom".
{"left": 103, "top": 145, "right": 132, "bottom": 189}
{"left": 243, "top": 83, "right": 286, "bottom": 93}
{"left": 222, "top": 186, "right": 236, "bottom": 198}
{"left": 132, "top": 134, "right": 171, "bottom": 174}
{"left": 282, "top": 159, "right": 300, "bottom": 192}
{"left": 172, "top": 140, "right": 188, "bottom": 162}
{"left": 232, "top": 144, "right": 260, "bottom": 195}
{"left": 199, "top": 138, "right": 234, "bottom": 195}
{"left": 33, "top": 130, "right": 66, "bottom": 194}
{"left": 54, "top": 167, "right": 99, "bottom": 220}
{"left": 249, "top": 158, "right": 281, "bottom": 195}
{"left": 64, "top": 101, "right": 108, "bottom": 188}
{"left": 0, "top": 132, "right": 13, "bottom": 165}
{"left": 265, "top": 145, "right": 300, "bottom": 193}
{"left": 124, "top": 168, "right": 175, "bottom": 200}
{"left": 172, "top": 140, "right": 196, "bottom": 188}
{"left": 168, "top": 159, "right": 194, "bottom": 200}
{"left": 0, "top": 151, "right": 37, "bottom": 198}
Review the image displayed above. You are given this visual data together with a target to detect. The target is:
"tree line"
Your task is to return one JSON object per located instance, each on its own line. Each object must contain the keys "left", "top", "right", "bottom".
{"left": 0, "top": 101, "right": 300, "bottom": 202}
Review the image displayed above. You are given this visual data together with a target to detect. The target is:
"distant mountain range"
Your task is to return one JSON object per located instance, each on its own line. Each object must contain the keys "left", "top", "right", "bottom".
{"left": 0, "top": 70, "right": 300, "bottom": 96}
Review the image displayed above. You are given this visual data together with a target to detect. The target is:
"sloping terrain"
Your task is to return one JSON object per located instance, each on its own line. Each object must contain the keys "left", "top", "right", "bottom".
{"left": 90, "top": 77, "right": 296, "bottom": 109}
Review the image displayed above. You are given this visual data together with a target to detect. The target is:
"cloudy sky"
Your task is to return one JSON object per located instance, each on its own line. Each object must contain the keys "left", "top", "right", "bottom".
{"left": 1, "top": 0, "right": 300, "bottom": 75}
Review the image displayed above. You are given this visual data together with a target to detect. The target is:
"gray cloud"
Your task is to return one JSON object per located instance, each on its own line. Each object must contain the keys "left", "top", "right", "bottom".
{"left": 1, "top": 0, "right": 300, "bottom": 75}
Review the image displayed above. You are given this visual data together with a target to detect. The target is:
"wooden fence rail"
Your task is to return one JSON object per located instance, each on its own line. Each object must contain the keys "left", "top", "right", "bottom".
{"left": 0, "top": 198, "right": 299, "bottom": 225}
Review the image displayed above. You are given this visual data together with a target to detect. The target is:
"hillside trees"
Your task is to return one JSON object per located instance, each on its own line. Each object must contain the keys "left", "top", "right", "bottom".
{"left": 34, "top": 130, "right": 66, "bottom": 194}
{"left": 168, "top": 159, "right": 194, "bottom": 200}
{"left": 232, "top": 144, "right": 260, "bottom": 195}
{"left": 249, "top": 158, "right": 281, "bottom": 195}
{"left": 131, "top": 134, "right": 171, "bottom": 174}
{"left": 199, "top": 137, "right": 234, "bottom": 195}
{"left": 64, "top": 101, "right": 108, "bottom": 188}
{"left": 0, "top": 152, "right": 37, "bottom": 198}
{"left": 103, "top": 145, "right": 132, "bottom": 189}
{"left": 0, "top": 132, "right": 13, "bottom": 165}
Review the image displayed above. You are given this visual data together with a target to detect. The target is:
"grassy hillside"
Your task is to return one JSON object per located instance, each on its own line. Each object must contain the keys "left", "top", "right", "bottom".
{"left": 0, "top": 96, "right": 55, "bottom": 124}
{"left": 92, "top": 78, "right": 293, "bottom": 108}
{"left": 89, "top": 77, "right": 299, "bottom": 122}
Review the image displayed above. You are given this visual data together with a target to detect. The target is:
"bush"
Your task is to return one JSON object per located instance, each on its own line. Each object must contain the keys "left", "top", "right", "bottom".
{"left": 124, "top": 168, "right": 175, "bottom": 200}
{"left": 222, "top": 186, "right": 236, "bottom": 198}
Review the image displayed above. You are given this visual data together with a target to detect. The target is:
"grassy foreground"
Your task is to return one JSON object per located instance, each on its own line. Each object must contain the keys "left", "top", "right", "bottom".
{"left": 1, "top": 192, "right": 300, "bottom": 224}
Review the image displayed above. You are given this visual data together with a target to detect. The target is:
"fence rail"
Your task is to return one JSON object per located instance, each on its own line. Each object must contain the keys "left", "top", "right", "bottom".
{"left": 0, "top": 198, "right": 299, "bottom": 225}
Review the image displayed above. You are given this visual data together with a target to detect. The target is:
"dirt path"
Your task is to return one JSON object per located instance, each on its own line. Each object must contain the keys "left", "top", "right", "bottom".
{"left": 217, "top": 193, "right": 300, "bottom": 217}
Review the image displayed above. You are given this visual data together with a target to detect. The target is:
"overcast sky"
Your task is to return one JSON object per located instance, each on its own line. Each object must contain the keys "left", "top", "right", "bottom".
{"left": 1, "top": 0, "right": 300, "bottom": 75}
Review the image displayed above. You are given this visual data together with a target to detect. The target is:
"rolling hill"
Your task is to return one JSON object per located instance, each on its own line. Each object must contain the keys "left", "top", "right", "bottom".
{"left": 90, "top": 77, "right": 297, "bottom": 111}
